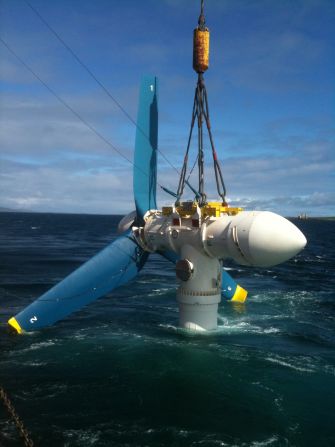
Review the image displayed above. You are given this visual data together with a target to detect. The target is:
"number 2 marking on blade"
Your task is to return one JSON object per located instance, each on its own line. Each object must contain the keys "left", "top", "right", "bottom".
{"left": 30, "top": 316, "right": 38, "bottom": 324}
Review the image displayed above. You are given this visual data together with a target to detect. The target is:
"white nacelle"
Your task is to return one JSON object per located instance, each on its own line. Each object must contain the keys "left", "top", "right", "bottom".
{"left": 137, "top": 209, "right": 306, "bottom": 268}
{"left": 205, "top": 210, "right": 307, "bottom": 267}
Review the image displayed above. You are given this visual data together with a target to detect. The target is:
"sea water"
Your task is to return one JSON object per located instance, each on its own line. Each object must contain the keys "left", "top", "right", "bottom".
{"left": 0, "top": 212, "right": 334, "bottom": 446}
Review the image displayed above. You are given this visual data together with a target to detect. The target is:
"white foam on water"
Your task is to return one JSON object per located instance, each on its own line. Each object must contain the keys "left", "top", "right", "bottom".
{"left": 72, "top": 333, "right": 88, "bottom": 341}
{"left": 217, "top": 317, "right": 280, "bottom": 336}
{"left": 161, "top": 306, "right": 178, "bottom": 312}
{"left": 263, "top": 327, "right": 280, "bottom": 334}
{"left": 248, "top": 293, "right": 273, "bottom": 304}
{"left": 192, "top": 440, "right": 230, "bottom": 446}
{"left": 288, "top": 422, "right": 300, "bottom": 434}
{"left": 64, "top": 428, "right": 100, "bottom": 446}
{"left": 274, "top": 396, "right": 284, "bottom": 412}
{"left": 265, "top": 355, "right": 316, "bottom": 373}
{"left": 23, "top": 361, "right": 48, "bottom": 367}
{"left": 160, "top": 323, "right": 235, "bottom": 339}
{"left": 249, "top": 436, "right": 284, "bottom": 446}
{"left": 192, "top": 434, "right": 285, "bottom": 447}
{"left": 158, "top": 323, "right": 179, "bottom": 333}
{"left": 27, "top": 340, "right": 56, "bottom": 350}
{"left": 9, "top": 339, "right": 58, "bottom": 356}
{"left": 144, "top": 427, "right": 193, "bottom": 439}
{"left": 146, "top": 288, "right": 174, "bottom": 297}
{"left": 16, "top": 383, "right": 68, "bottom": 401}
{"left": 0, "top": 421, "right": 18, "bottom": 443}
{"left": 151, "top": 287, "right": 173, "bottom": 293}
{"left": 251, "top": 381, "right": 275, "bottom": 394}
{"left": 36, "top": 383, "right": 68, "bottom": 400}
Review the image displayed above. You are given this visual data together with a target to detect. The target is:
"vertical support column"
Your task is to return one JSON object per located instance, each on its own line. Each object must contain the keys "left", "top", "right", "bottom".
{"left": 176, "top": 244, "right": 221, "bottom": 331}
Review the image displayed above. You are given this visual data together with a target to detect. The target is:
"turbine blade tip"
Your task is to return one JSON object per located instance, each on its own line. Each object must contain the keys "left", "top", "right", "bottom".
{"left": 231, "top": 285, "right": 248, "bottom": 303}
{"left": 8, "top": 317, "right": 24, "bottom": 334}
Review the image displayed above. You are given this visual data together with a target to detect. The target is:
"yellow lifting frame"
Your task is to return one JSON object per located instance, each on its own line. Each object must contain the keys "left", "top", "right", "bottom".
{"left": 162, "top": 202, "right": 243, "bottom": 219}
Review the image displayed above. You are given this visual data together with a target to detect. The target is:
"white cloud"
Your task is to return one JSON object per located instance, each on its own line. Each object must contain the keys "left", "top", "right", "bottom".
{"left": 230, "top": 192, "right": 335, "bottom": 216}
{"left": 0, "top": 91, "right": 136, "bottom": 161}
{"left": 0, "top": 159, "right": 134, "bottom": 214}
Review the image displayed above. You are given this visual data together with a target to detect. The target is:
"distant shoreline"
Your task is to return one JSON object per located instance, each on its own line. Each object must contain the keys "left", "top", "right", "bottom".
{"left": 1, "top": 208, "right": 334, "bottom": 220}
{"left": 297, "top": 216, "right": 335, "bottom": 221}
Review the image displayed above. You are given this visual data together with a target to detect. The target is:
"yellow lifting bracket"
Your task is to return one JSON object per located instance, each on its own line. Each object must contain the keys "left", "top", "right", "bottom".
{"left": 202, "top": 202, "right": 243, "bottom": 217}
{"left": 162, "top": 202, "right": 243, "bottom": 219}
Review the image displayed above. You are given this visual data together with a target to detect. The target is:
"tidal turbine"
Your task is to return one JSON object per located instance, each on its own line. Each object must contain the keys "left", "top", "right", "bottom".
{"left": 8, "top": 1, "right": 306, "bottom": 334}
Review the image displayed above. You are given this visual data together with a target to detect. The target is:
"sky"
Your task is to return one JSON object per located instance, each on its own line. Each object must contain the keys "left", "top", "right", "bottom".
{"left": 0, "top": 0, "right": 334, "bottom": 216}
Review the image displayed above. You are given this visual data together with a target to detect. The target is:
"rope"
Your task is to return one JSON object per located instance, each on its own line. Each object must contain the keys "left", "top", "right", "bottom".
{"left": 0, "top": 386, "right": 34, "bottom": 447}
{"left": 202, "top": 77, "right": 227, "bottom": 202}
{"left": 23, "top": 0, "right": 196, "bottom": 194}
{"left": 175, "top": 0, "right": 227, "bottom": 206}
{"left": 0, "top": 36, "right": 170, "bottom": 195}
{"left": 198, "top": 0, "right": 206, "bottom": 30}
{"left": 176, "top": 86, "right": 198, "bottom": 202}
{"left": 0, "top": 38, "right": 133, "bottom": 165}
{"left": 175, "top": 74, "right": 227, "bottom": 206}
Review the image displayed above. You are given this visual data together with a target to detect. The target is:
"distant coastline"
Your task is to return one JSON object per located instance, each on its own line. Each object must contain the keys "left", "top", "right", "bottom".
{"left": 288, "top": 216, "right": 335, "bottom": 221}
{"left": 1, "top": 207, "right": 334, "bottom": 220}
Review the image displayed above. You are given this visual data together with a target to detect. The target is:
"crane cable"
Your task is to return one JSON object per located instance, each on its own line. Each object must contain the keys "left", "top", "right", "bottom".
{"left": 199, "top": 0, "right": 206, "bottom": 30}
{"left": 0, "top": 36, "right": 167, "bottom": 192}
{"left": 23, "top": 0, "right": 196, "bottom": 196}
{"left": 176, "top": 0, "right": 227, "bottom": 206}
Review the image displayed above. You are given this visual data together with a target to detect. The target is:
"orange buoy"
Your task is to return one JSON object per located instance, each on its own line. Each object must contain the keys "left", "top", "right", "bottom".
{"left": 193, "top": 28, "right": 210, "bottom": 73}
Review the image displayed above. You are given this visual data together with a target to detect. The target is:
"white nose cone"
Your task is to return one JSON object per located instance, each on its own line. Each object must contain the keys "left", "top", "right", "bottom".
{"left": 247, "top": 212, "right": 307, "bottom": 267}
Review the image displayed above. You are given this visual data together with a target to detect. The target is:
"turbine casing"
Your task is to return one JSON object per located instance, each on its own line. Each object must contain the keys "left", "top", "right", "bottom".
{"left": 137, "top": 209, "right": 307, "bottom": 268}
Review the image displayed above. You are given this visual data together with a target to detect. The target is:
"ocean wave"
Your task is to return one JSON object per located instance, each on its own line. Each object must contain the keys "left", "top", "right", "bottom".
{"left": 217, "top": 317, "right": 280, "bottom": 336}
{"left": 265, "top": 355, "right": 316, "bottom": 373}
{"left": 145, "top": 288, "right": 175, "bottom": 297}
{"left": 248, "top": 436, "right": 286, "bottom": 447}
{"left": 0, "top": 421, "right": 18, "bottom": 443}
{"left": 7, "top": 339, "right": 59, "bottom": 358}
{"left": 63, "top": 428, "right": 100, "bottom": 446}
{"left": 15, "top": 383, "right": 68, "bottom": 401}
{"left": 324, "top": 364, "right": 335, "bottom": 376}
{"left": 28, "top": 340, "right": 57, "bottom": 350}
{"left": 251, "top": 381, "right": 275, "bottom": 393}
{"left": 22, "top": 360, "right": 48, "bottom": 367}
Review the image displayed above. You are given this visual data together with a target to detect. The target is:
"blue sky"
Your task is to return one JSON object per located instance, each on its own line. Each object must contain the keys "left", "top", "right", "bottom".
{"left": 1, "top": 0, "right": 334, "bottom": 216}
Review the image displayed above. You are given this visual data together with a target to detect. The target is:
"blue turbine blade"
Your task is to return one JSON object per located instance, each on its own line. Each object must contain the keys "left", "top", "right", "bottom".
{"left": 158, "top": 251, "right": 247, "bottom": 302}
{"left": 133, "top": 76, "right": 158, "bottom": 219}
{"left": 8, "top": 232, "right": 148, "bottom": 333}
